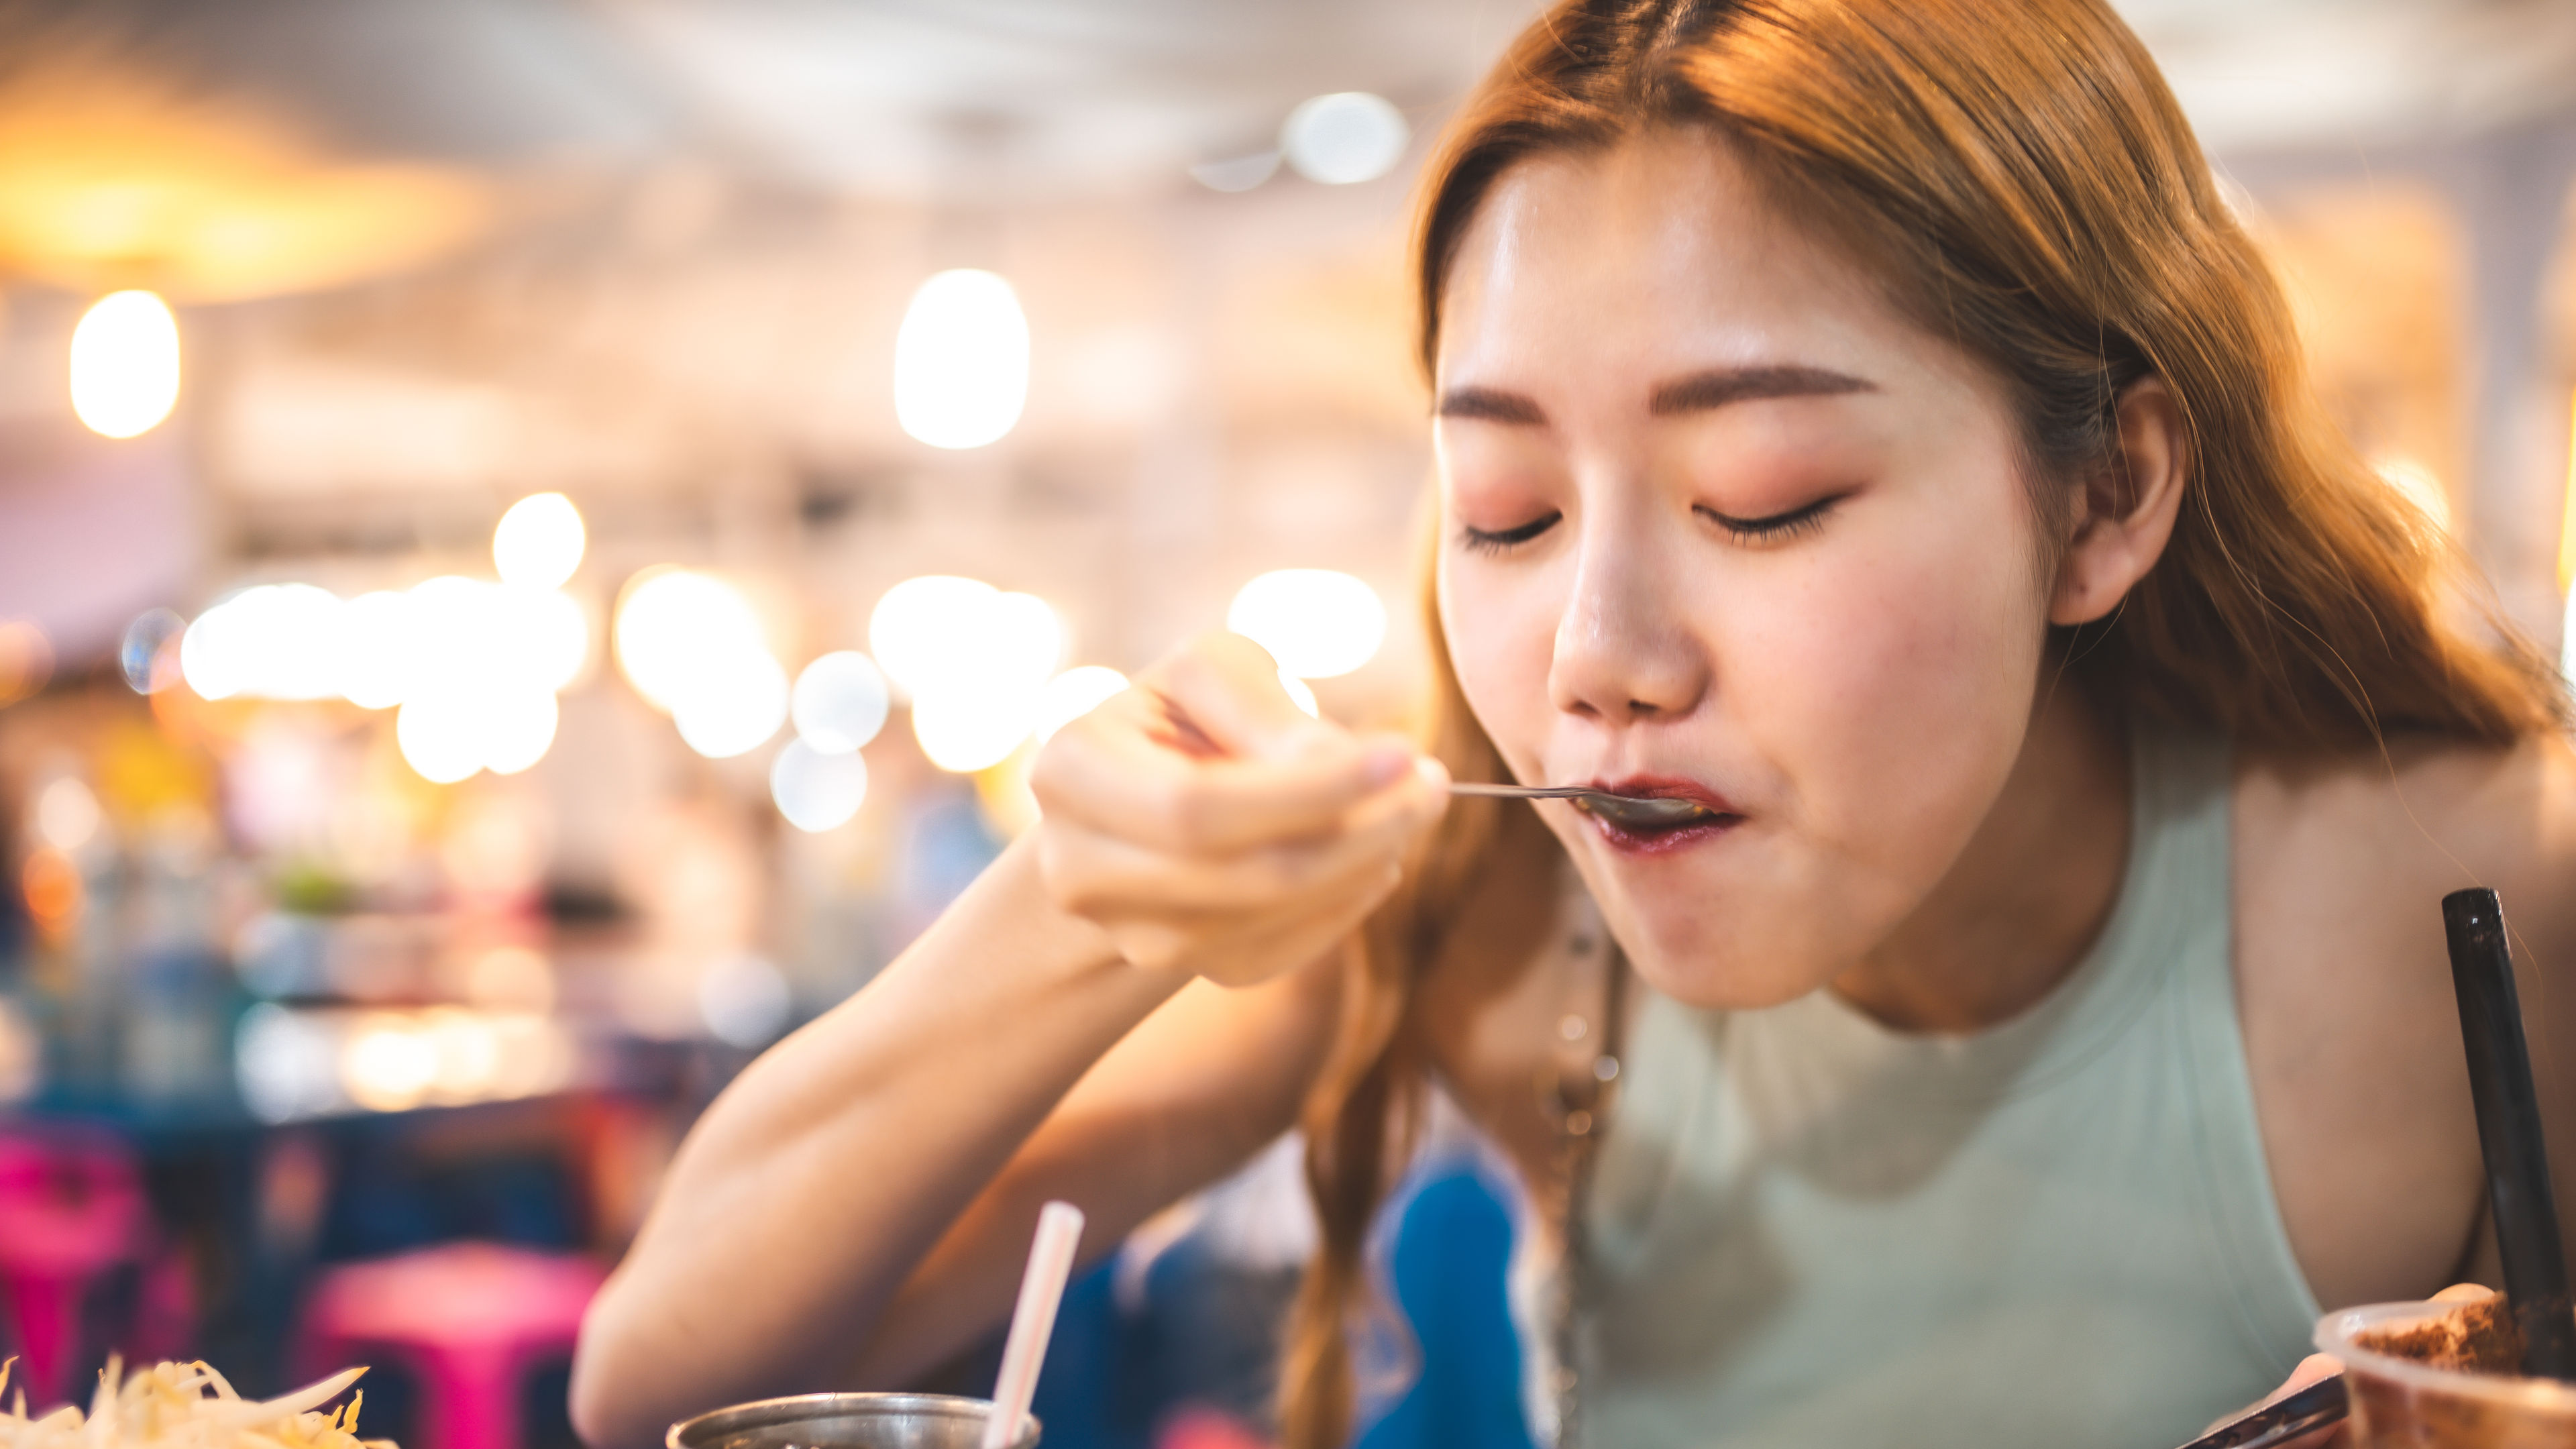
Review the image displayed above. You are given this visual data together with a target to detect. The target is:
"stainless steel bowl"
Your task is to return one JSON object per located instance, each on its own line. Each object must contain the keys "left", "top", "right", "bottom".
{"left": 666, "top": 1392, "right": 1040, "bottom": 1449}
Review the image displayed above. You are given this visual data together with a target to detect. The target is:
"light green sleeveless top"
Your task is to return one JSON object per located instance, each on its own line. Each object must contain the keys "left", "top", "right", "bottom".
{"left": 1582, "top": 729, "right": 2322, "bottom": 1448}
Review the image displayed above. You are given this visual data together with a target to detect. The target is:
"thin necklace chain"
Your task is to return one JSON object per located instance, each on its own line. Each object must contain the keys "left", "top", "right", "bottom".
{"left": 1548, "top": 929, "right": 1627, "bottom": 1449}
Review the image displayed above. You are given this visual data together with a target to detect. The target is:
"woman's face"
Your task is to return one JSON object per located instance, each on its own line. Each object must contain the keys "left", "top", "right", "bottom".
{"left": 1434, "top": 130, "right": 2055, "bottom": 1008}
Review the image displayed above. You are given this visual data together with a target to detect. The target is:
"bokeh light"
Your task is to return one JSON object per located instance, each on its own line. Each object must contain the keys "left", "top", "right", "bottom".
{"left": 894, "top": 269, "right": 1030, "bottom": 450}
{"left": 478, "top": 688, "right": 560, "bottom": 775}
{"left": 423, "top": 1008, "right": 502, "bottom": 1104}
{"left": 178, "top": 584, "right": 347, "bottom": 701}
{"left": 616, "top": 568, "right": 763, "bottom": 705}
{"left": 70, "top": 289, "right": 180, "bottom": 438}
{"left": 395, "top": 691, "right": 490, "bottom": 784}
{"left": 342, "top": 1015, "right": 439, "bottom": 1112}
{"left": 34, "top": 775, "right": 101, "bottom": 851}
{"left": 698, "top": 955, "right": 792, "bottom": 1049}
{"left": 671, "top": 650, "right": 790, "bottom": 759}
{"left": 120, "top": 608, "right": 184, "bottom": 694}
{"left": 1033, "top": 665, "right": 1128, "bottom": 743}
{"left": 613, "top": 567, "right": 788, "bottom": 759}
{"left": 791, "top": 651, "right": 890, "bottom": 754}
{"left": 1226, "top": 568, "right": 1387, "bottom": 679}
{"left": 238, "top": 1004, "right": 577, "bottom": 1122}
{"left": 235, "top": 1006, "right": 339, "bottom": 1123}
{"left": 333, "top": 590, "right": 417, "bottom": 710}
{"left": 493, "top": 492, "right": 586, "bottom": 590}
{"left": 869, "top": 575, "right": 999, "bottom": 701}
{"left": 770, "top": 738, "right": 869, "bottom": 832}
{"left": 462, "top": 946, "right": 557, "bottom": 1013}
{"left": 1280, "top": 93, "right": 1409, "bottom": 185}
{"left": 350, "top": 576, "right": 588, "bottom": 780}
{"left": 871, "top": 576, "right": 1067, "bottom": 773}
{"left": 508, "top": 586, "right": 591, "bottom": 693}
{"left": 911, "top": 687, "right": 1038, "bottom": 773}
{"left": 1189, "top": 151, "right": 1279, "bottom": 193}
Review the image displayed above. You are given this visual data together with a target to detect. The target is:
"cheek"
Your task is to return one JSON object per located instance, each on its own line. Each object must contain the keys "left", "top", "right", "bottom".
{"left": 1731, "top": 488, "right": 2045, "bottom": 867}
{"left": 1439, "top": 554, "right": 1568, "bottom": 775}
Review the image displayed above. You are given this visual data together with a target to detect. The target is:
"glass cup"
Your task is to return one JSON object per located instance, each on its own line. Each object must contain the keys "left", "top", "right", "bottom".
{"left": 2318, "top": 1301, "right": 2576, "bottom": 1447}
{"left": 667, "top": 1392, "right": 1040, "bottom": 1449}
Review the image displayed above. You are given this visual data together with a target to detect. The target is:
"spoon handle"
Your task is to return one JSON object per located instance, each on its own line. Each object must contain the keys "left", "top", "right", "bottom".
{"left": 1448, "top": 782, "right": 1597, "bottom": 800}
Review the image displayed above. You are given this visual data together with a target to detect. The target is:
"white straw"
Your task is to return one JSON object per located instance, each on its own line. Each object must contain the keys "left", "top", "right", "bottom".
{"left": 981, "top": 1199, "right": 1086, "bottom": 1449}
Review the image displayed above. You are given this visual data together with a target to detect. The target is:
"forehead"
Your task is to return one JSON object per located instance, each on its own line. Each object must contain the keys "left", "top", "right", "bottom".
{"left": 1436, "top": 129, "right": 1912, "bottom": 382}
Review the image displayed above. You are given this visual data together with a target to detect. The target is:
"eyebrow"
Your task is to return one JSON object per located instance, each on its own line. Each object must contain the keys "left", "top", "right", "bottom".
{"left": 1434, "top": 363, "right": 1878, "bottom": 426}
{"left": 1651, "top": 364, "right": 1877, "bottom": 415}
{"left": 1434, "top": 386, "right": 1548, "bottom": 425}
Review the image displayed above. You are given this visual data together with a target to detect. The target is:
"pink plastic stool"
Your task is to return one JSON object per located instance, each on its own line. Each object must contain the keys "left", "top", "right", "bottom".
{"left": 299, "top": 1243, "right": 604, "bottom": 1449}
{"left": 0, "top": 1129, "right": 153, "bottom": 1407}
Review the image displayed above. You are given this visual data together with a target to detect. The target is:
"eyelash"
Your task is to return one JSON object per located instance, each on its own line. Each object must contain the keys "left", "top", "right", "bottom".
{"left": 1457, "top": 496, "right": 1843, "bottom": 554}
{"left": 1699, "top": 494, "right": 1841, "bottom": 543}
{"left": 1458, "top": 513, "right": 1560, "bottom": 554}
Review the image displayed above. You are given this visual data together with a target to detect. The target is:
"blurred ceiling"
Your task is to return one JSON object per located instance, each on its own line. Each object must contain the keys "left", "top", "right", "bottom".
{"left": 0, "top": 0, "right": 2569, "bottom": 302}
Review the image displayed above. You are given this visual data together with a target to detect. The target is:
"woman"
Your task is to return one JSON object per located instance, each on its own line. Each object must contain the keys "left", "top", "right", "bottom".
{"left": 570, "top": 1, "right": 2576, "bottom": 1446}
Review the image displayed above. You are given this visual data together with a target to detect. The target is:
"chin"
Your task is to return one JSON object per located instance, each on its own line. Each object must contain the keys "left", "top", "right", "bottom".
{"left": 1545, "top": 809, "right": 1866, "bottom": 1010}
{"left": 1593, "top": 887, "right": 1843, "bottom": 1012}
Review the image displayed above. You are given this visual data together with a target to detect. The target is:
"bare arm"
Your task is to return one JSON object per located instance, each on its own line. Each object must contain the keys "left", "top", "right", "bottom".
{"left": 570, "top": 634, "right": 1445, "bottom": 1448}
{"left": 2240, "top": 734, "right": 2576, "bottom": 1311}
{"left": 571, "top": 842, "right": 1195, "bottom": 1446}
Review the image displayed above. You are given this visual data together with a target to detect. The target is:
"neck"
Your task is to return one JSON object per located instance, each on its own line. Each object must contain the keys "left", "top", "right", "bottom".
{"left": 1830, "top": 681, "right": 2132, "bottom": 1034}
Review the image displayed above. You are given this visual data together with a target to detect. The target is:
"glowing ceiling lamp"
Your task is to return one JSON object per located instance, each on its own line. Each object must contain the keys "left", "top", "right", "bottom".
{"left": 69, "top": 290, "right": 180, "bottom": 438}
{"left": 894, "top": 269, "right": 1029, "bottom": 450}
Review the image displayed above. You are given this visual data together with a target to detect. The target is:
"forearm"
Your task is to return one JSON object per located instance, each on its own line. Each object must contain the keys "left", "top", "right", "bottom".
{"left": 570, "top": 837, "right": 1187, "bottom": 1447}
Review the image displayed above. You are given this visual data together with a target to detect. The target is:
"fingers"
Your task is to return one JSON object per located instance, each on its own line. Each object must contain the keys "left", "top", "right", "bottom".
{"left": 1152, "top": 632, "right": 1327, "bottom": 761}
{"left": 1043, "top": 758, "right": 1445, "bottom": 918}
{"left": 2274, "top": 1353, "right": 2343, "bottom": 1398}
{"left": 2432, "top": 1283, "right": 2498, "bottom": 1303}
{"left": 2203, "top": 1352, "right": 2348, "bottom": 1441}
{"left": 1034, "top": 640, "right": 1421, "bottom": 855}
{"left": 1024, "top": 629, "right": 1449, "bottom": 987}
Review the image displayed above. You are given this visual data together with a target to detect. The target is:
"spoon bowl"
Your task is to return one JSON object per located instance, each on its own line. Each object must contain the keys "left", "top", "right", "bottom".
{"left": 1448, "top": 782, "right": 1723, "bottom": 830}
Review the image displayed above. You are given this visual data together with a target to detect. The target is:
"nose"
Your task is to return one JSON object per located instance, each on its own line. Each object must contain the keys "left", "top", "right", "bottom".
{"left": 1547, "top": 515, "right": 1709, "bottom": 725}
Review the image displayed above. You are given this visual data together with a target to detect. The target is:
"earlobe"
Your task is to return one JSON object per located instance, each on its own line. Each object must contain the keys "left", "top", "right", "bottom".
{"left": 2048, "top": 377, "right": 2189, "bottom": 627}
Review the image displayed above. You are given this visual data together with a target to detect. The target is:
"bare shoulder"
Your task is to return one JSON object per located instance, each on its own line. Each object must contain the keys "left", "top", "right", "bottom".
{"left": 2237, "top": 732, "right": 2576, "bottom": 955}
{"left": 2233, "top": 731, "right": 2576, "bottom": 1307}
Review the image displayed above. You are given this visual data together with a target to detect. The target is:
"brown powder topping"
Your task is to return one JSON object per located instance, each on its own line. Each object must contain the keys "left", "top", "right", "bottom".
{"left": 2359, "top": 1296, "right": 2530, "bottom": 1376}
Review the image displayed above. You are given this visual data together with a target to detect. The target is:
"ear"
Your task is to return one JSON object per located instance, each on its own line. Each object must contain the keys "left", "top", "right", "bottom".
{"left": 2049, "top": 376, "right": 2188, "bottom": 627}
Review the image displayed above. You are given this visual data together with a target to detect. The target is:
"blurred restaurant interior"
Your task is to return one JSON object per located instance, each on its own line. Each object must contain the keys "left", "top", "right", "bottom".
{"left": 0, "top": 1, "right": 2573, "bottom": 1447}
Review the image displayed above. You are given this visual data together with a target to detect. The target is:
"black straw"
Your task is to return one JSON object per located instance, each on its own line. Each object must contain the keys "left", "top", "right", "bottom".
{"left": 2443, "top": 887, "right": 2576, "bottom": 1381}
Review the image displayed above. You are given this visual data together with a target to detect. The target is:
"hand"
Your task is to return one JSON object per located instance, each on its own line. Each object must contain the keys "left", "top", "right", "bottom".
{"left": 1028, "top": 631, "right": 1450, "bottom": 986}
{"left": 2216, "top": 1284, "right": 2497, "bottom": 1448}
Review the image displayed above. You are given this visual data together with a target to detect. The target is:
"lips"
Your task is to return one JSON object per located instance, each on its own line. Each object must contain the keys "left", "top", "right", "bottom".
{"left": 1580, "top": 775, "right": 1744, "bottom": 854}
{"left": 1589, "top": 775, "right": 1740, "bottom": 814}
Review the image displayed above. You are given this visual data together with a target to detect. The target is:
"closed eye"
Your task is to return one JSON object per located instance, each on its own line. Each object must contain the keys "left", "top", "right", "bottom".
{"left": 1697, "top": 494, "right": 1843, "bottom": 543}
{"left": 1459, "top": 511, "right": 1561, "bottom": 554}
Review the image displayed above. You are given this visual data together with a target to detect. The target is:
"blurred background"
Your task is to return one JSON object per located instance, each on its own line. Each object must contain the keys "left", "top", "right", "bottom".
{"left": 0, "top": 2, "right": 2570, "bottom": 1448}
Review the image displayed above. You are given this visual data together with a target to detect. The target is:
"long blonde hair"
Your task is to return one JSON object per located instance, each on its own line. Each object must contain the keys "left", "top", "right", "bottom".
{"left": 1279, "top": 1, "right": 2567, "bottom": 1444}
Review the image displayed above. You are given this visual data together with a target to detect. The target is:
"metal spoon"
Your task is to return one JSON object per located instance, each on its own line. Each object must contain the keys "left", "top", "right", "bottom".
{"left": 1448, "top": 781, "right": 1723, "bottom": 830}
